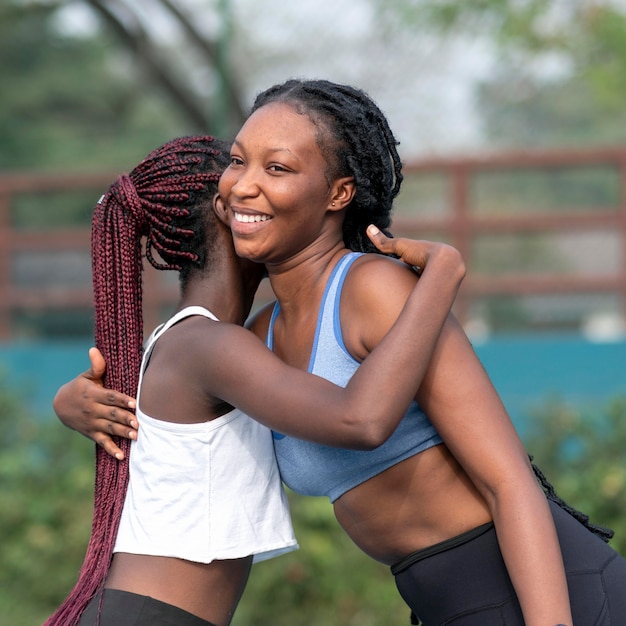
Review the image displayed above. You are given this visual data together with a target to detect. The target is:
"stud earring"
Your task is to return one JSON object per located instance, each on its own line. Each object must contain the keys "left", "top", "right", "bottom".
{"left": 331, "top": 201, "right": 336, "bottom": 206}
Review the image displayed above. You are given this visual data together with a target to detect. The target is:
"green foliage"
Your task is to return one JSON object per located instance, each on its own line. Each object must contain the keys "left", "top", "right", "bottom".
{"left": 2, "top": 367, "right": 625, "bottom": 624}
{"left": 374, "top": 0, "right": 626, "bottom": 149}
{"left": 523, "top": 397, "right": 626, "bottom": 557}
{"left": 374, "top": 0, "right": 558, "bottom": 48}
{"left": 475, "top": 2, "right": 626, "bottom": 148}
{"left": 0, "top": 372, "right": 95, "bottom": 625}
{"left": 0, "top": 2, "right": 186, "bottom": 172}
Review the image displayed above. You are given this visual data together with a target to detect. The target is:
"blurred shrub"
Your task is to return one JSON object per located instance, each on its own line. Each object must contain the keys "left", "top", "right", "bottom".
{"left": 2, "top": 370, "right": 623, "bottom": 625}
{"left": 0, "top": 373, "right": 95, "bottom": 625}
{"left": 523, "top": 396, "right": 626, "bottom": 556}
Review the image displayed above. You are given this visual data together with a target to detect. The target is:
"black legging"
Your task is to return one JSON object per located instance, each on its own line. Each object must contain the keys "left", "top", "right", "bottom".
{"left": 393, "top": 500, "right": 626, "bottom": 625}
{"left": 77, "top": 589, "right": 217, "bottom": 626}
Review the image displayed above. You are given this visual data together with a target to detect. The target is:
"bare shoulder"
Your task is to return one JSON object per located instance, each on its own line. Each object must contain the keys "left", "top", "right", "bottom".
{"left": 341, "top": 253, "right": 418, "bottom": 359}
{"left": 351, "top": 251, "right": 415, "bottom": 281}
{"left": 138, "top": 315, "right": 256, "bottom": 420}
{"left": 345, "top": 253, "right": 417, "bottom": 306}
{"left": 154, "top": 315, "right": 253, "bottom": 371}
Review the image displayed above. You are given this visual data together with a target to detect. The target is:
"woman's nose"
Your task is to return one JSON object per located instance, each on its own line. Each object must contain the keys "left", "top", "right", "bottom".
{"left": 229, "top": 166, "right": 260, "bottom": 198}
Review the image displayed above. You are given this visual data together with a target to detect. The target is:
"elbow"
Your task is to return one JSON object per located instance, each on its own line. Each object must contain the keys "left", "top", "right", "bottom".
{"left": 339, "top": 413, "right": 393, "bottom": 450}
{"left": 361, "top": 423, "right": 393, "bottom": 450}
{"left": 473, "top": 461, "right": 543, "bottom": 516}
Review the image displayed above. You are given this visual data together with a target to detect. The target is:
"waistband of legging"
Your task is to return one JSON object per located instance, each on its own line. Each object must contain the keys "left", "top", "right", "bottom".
{"left": 390, "top": 521, "right": 495, "bottom": 576}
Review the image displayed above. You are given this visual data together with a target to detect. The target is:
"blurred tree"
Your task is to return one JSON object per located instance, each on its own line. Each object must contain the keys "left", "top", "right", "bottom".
{"left": 3, "top": 0, "right": 509, "bottom": 166}
{"left": 0, "top": 1, "right": 197, "bottom": 172}
{"left": 476, "top": 1, "right": 626, "bottom": 148}
{"left": 81, "top": 0, "right": 247, "bottom": 137}
{"left": 374, "top": 0, "right": 626, "bottom": 148}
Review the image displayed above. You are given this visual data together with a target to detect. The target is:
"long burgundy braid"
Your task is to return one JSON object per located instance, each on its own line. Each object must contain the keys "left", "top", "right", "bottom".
{"left": 45, "top": 135, "right": 230, "bottom": 625}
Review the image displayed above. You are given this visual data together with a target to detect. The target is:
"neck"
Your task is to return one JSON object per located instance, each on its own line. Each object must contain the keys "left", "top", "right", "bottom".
{"left": 265, "top": 240, "right": 348, "bottom": 318}
{"left": 178, "top": 262, "right": 262, "bottom": 326}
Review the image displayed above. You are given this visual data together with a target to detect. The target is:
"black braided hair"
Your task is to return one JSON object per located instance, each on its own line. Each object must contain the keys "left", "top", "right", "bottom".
{"left": 251, "top": 79, "right": 403, "bottom": 253}
{"left": 530, "top": 456, "right": 614, "bottom": 543}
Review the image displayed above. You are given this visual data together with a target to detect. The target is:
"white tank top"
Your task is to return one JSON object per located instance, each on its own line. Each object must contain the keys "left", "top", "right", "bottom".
{"left": 114, "top": 306, "right": 298, "bottom": 563}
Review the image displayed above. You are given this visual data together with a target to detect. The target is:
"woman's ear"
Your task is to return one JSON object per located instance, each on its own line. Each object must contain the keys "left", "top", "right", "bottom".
{"left": 212, "top": 194, "right": 230, "bottom": 226}
{"left": 329, "top": 177, "right": 356, "bottom": 212}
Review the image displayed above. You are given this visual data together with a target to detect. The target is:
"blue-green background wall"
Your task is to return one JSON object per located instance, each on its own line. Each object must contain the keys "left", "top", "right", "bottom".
{"left": 1, "top": 336, "right": 625, "bottom": 429}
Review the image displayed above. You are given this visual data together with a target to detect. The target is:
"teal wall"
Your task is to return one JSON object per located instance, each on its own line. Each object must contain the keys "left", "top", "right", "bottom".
{"left": 474, "top": 335, "right": 626, "bottom": 429}
{"left": 0, "top": 341, "right": 95, "bottom": 414}
{"left": 1, "top": 336, "right": 625, "bottom": 429}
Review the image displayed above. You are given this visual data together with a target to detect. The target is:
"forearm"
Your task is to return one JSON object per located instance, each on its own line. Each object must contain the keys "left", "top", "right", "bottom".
{"left": 490, "top": 480, "right": 572, "bottom": 626}
{"left": 219, "top": 236, "right": 464, "bottom": 448}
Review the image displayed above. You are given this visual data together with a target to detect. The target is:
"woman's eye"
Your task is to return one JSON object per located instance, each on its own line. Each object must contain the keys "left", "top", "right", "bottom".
{"left": 268, "top": 164, "right": 287, "bottom": 172}
{"left": 230, "top": 156, "right": 244, "bottom": 166}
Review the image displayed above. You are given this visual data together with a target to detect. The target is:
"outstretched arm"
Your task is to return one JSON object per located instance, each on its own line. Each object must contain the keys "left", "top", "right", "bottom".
{"left": 54, "top": 347, "right": 137, "bottom": 460}
{"left": 56, "top": 228, "right": 465, "bottom": 453}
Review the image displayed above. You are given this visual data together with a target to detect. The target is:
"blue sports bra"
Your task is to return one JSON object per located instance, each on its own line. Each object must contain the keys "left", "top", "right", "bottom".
{"left": 269, "top": 252, "right": 443, "bottom": 503}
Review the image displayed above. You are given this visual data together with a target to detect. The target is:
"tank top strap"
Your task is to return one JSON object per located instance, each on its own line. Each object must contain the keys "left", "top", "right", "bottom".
{"left": 266, "top": 252, "right": 363, "bottom": 356}
{"left": 310, "top": 252, "right": 363, "bottom": 373}
{"left": 137, "top": 306, "right": 219, "bottom": 403}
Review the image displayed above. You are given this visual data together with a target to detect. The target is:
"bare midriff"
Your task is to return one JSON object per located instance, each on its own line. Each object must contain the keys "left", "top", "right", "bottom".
{"left": 105, "top": 552, "right": 252, "bottom": 626}
{"left": 333, "top": 444, "right": 492, "bottom": 566}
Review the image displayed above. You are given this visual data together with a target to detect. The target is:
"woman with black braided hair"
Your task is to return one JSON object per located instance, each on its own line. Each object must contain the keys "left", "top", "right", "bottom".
{"left": 46, "top": 132, "right": 466, "bottom": 626}
{"left": 214, "top": 78, "right": 626, "bottom": 625}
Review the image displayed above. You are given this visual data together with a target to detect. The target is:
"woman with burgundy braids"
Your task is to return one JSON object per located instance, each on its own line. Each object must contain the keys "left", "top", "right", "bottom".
{"left": 47, "top": 133, "right": 467, "bottom": 626}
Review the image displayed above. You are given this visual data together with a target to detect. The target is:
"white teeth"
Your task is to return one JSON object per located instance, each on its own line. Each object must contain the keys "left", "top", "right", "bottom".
{"left": 234, "top": 212, "right": 270, "bottom": 223}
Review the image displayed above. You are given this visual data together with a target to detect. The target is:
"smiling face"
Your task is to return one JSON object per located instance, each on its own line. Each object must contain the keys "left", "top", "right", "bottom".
{"left": 218, "top": 101, "right": 354, "bottom": 267}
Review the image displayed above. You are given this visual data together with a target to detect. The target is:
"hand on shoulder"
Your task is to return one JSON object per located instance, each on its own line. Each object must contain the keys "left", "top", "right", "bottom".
{"left": 366, "top": 224, "right": 465, "bottom": 282}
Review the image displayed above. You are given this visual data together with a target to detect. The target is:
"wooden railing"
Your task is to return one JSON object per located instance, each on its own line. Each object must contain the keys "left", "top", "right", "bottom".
{"left": 392, "top": 146, "right": 626, "bottom": 331}
{"left": 1, "top": 146, "right": 625, "bottom": 340}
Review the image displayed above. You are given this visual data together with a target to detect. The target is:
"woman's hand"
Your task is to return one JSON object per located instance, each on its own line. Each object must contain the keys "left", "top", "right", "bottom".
{"left": 53, "top": 347, "right": 138, "bottom": 460}
{"left": 366, "top": 225, "right": 465, "bottom": 280}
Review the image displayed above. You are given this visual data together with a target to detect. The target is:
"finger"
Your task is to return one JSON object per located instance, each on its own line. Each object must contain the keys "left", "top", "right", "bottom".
{"left": 103, "top": 417, "right": 138, "bottom": 440}
{"left": 366, "top": 224, "right": 394, "bottom": 253}
{"left": 84, "top": 347, "right": 106, "bottom": 384}
{"left": 87, "top": 403, "right": 138, "bottom": 430}
{"left": 103, "top": 406, "right": 139, "bottom": 431}
{"left": 367, "top": 225, "right": 425, "bottom": 271}
{"left": 100, "top": 390, "right": 137, "bottom": 415}
{"left": 94, "top": 434, "right": 127, "bottom": 461}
